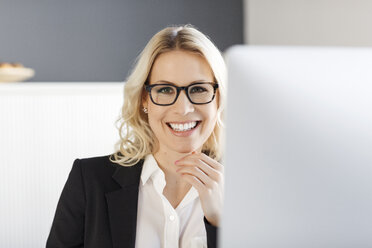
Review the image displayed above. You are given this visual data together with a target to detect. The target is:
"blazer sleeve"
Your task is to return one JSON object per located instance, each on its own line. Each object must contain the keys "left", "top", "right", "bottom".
{"left": 204, "top": 217, "right": 218, "bottom": 248}
{"left": 46, "top": 159, "right": 86, "bottom": 248}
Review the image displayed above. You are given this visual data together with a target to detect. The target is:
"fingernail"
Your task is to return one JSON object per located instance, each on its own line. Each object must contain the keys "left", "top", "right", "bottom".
{"left": 175, "top": 160, "right": 179, "bottom": 164}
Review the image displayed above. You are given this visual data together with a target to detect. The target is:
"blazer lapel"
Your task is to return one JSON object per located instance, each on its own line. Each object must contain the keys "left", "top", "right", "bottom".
{"left": 105, "top": 160, "right": 144, "bottom": 248}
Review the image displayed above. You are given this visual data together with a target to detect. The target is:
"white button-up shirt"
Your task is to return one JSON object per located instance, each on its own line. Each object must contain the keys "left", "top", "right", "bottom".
{"left": 135, "top": 154, "right": 207, "bottom": 248}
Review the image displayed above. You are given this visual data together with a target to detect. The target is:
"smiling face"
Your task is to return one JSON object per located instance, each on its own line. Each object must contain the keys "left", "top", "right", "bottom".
{"left": 143, "top": 50, "right": 218, "bottom": 156}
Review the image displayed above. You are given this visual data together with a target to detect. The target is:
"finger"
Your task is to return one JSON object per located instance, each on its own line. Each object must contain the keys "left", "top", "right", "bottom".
{"left": 176, "top": 152, "right": 223, "bottom": 172}
{"left": 176, "top": 157, "right": 222, "bottom": 183}
{"left": 178, "top": 166, "right": 214, "bottom": 188}
{"left": 181, "top": 174, "right": 205, "bottom": 193}
{"left": 198, "top": 153, "right": 224, "bottom": 172}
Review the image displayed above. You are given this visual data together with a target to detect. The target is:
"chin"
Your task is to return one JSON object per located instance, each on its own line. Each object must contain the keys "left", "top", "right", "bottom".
{"left": 172, "top": 143, "right": 200, "bottom": 154}
{"left": 173, "top": 147, "right": 194, "bottom": 154}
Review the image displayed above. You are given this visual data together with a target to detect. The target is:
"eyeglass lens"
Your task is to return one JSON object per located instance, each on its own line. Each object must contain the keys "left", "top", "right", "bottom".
{"left": 150, "top": 83, "right": 215, "bottom": 105}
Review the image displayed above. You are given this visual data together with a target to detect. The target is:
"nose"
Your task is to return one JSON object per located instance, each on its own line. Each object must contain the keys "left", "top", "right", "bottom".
{"left": 172, "top": 90, "right": 194, "bottom": 115}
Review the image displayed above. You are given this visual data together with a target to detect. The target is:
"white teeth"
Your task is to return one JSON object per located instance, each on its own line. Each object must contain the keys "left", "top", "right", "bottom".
{"left": 169, "top": 121, "right": 197, "bottom": 132}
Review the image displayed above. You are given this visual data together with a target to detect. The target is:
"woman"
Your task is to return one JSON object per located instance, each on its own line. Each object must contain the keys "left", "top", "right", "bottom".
{"left": 47, "top": 25, "right": 227, "bottom": 248}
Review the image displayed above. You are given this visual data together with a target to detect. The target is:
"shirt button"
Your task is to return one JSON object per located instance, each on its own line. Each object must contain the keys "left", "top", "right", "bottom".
{"left": 169, "top": 215, "right": 175, "bottom": 221}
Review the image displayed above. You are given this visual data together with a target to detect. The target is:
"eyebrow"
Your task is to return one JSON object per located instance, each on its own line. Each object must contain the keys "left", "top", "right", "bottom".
{"left": 151, "top": 80, "right": 210, "bottom": 85}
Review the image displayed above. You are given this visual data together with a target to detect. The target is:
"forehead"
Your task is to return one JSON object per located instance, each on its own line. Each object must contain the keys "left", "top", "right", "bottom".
{"left": 149, "top": 50, "right": 214, "bottom": 85}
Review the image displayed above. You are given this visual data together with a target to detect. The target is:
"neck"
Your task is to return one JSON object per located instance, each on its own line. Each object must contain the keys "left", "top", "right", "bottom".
{"left": 153, "top": 147, "right": 201, "bottom": 175}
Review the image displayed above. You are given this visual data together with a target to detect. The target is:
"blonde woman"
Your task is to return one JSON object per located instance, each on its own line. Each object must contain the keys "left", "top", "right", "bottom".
{"left": 47, "top": 25, "right": 227, "bottom": 248}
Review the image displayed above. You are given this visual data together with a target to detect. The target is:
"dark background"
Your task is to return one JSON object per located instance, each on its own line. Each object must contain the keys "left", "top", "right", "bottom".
{"left": 0, "top": 0, "right": 243, "bottom": 82}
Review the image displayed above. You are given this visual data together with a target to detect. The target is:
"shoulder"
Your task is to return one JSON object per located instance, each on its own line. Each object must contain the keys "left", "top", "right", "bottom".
{"left": 70, "top": 155, "right": 120, "bottom": 190}
{"left": 71, "top": 154, "right": 144, "bottom": 190}
{"left": 78, "top": 154, "right": 117, "bottom": 169}
{"left": 73, "top": 154, "right": 117, "bottom": 176}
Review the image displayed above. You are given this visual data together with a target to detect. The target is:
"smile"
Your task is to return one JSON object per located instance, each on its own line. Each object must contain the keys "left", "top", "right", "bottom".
{"left": 166, "top": 121, "right": 201, "bottom": 132}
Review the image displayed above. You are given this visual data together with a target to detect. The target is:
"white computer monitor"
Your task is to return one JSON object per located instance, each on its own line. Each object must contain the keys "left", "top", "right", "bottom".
{"left": 222, "top": 46, "right": 372, "bottom": 247}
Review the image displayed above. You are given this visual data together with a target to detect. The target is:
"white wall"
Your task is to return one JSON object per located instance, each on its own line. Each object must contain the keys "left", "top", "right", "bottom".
{"left": 0, "top": 83, "right": 123, "bottom": 247}
{"left": 244, "top": 0, "right": 372, "bottom": 46}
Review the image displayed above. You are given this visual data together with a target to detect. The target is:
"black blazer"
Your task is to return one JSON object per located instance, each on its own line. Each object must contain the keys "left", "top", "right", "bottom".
{"left": 46, "top": 155, "right": 217, "bottom": 248}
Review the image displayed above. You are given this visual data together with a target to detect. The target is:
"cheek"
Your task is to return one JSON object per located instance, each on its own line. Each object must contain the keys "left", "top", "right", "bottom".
{"left": 148, "top": 114, "right": 158, "bottom": 129}
{"left": 147, "top": 108, "right": 165, "bottom": 130}
{"left": 202, "top": 105, "right": 218, "bottom": 126}
{"left": 208, "top": 102, "right": 219, "bottom": 118}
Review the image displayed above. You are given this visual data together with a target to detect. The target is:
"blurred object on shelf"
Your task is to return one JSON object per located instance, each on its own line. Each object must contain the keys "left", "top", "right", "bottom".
{"left": 0, "top": 62, "right": 35, "bottom": 82}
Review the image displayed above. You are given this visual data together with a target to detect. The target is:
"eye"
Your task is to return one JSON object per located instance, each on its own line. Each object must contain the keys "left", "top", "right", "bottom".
{"left": 190, "top": 85, "right": 208, "bottom": 94}
{"left": 156, "top": 86, "right": 174, "bottom": 94}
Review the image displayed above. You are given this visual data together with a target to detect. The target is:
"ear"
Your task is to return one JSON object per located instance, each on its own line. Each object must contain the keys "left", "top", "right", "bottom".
{"left": 141, "top": 89, "right": 148, "bottom": 109}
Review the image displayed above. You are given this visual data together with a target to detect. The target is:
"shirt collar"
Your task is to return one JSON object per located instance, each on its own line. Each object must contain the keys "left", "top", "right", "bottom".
{"left": 140, "top": 154, "right": 162, "bottom": 185}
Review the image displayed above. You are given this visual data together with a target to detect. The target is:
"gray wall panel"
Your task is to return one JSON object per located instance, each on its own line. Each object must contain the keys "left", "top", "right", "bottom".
{"left": 0, "top": 0, "right": 243, "bottom": 81}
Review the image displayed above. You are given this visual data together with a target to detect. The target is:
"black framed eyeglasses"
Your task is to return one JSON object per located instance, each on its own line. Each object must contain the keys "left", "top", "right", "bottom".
{"left": 144, "top": 82, "right": 219, "bottom": 106}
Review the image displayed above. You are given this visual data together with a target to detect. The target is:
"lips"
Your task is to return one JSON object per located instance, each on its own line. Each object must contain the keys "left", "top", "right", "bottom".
{"left": 166, "top": 121, "right": 201, "bottom": 132}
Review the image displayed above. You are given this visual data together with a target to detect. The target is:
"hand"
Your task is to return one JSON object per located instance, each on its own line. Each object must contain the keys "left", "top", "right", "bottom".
{"left": 175, "top": 151, "right": 224, "bottom": 227}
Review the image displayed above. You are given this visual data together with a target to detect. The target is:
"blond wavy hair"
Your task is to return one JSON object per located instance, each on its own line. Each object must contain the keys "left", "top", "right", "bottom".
{"left": 110, "top": 24, "right": 227, "bottom": 166}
